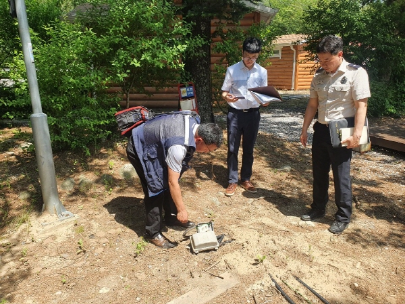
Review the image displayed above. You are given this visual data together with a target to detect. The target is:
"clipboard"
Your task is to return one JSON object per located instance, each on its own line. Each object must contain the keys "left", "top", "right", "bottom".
{"left": 248, "top": 86, "right": 282, "bottom": 105}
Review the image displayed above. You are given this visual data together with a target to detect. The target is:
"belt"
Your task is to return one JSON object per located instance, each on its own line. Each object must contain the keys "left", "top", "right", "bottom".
{"left": 316, "top": 121, "right": 329, "bottom": 127}
{"left": 228, "top": 107, "right": 259, "bottom": 113}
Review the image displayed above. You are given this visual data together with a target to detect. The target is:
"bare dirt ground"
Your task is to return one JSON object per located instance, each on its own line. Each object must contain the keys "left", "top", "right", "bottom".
{"left": 1, "top": 98, "right": 404, "bottom": 304}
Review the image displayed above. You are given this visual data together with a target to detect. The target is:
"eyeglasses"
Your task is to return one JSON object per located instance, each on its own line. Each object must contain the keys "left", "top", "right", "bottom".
{"left": 203, "top": 141, "right": 217, "bottom": 153}
{"left": 243, "top": 57, "right": 258, "bottom": 62}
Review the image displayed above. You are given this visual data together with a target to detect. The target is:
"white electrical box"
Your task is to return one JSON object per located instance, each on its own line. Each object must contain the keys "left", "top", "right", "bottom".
{"left": 190, "top": 230, "right": 219, "bottom": 254}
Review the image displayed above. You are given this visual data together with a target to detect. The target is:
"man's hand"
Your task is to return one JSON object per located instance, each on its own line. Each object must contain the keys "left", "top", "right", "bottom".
{"left": 300, "top": 130, "right": 308, "bottom": 148}
{"left": 222, "top": 91, "right": 238, "bottom": 103}
{"left": 300, "top": 97, "right": 318, "bottom": 148}
{"left": 344, "top": 98, "right": 368, "bottom": 149}
{"left": 342, "top": 133, "right": 361, "bottom": 149}
{"left": 176, "top": 210, "right": 188, "bottom": 223}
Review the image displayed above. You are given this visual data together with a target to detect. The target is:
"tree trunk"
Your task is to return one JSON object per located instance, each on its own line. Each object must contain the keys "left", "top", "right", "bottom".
{"left": 184, "top": 16, "right": 214, "bottom": 123}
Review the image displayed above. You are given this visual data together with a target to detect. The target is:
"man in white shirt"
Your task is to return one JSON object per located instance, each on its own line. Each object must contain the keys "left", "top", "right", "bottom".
{"left": 221, "top": 37, "right": 268, "bottom": 196}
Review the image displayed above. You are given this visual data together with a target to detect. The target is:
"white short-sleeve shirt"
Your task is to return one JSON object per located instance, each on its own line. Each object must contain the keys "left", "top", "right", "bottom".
{"left": 166, "top": 145, "right": 187, "bottom": 173}
{"left": 221, "top": 61, "right": 268, "bottom": 110}
{"left": 310, "top": 59, "right": 371, "bottom": 124}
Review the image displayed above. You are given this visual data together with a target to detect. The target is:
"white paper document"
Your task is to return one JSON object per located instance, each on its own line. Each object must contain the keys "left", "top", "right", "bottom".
{"left": 340, "top": 126, "right": 369, "bottom": 146}
{"left": 250, "top": 91, "right": 282, "bottom": 105}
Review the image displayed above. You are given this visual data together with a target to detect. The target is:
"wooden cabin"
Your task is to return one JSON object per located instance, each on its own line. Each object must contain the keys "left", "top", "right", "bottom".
{"left": 111, "top": 3, "right": 279, "bottom": 108}
{"left": 267, "top": 34, "right": 316, "bottom": 91}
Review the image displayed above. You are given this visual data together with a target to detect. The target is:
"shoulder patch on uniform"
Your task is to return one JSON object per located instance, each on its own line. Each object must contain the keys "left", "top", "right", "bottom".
{"left": 348, "top": 63, "right": 361, "bottom": 69}
{"left": 316, "top": 67, "right": 324, "bottom": 73}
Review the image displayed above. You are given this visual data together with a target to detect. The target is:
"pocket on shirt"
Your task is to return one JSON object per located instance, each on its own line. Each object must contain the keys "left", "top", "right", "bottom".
{"left": 331, "top": 84, "right": 350, "bottom": 92}
{"left": 314, "top": 84, "right": 328, "bottom": 99}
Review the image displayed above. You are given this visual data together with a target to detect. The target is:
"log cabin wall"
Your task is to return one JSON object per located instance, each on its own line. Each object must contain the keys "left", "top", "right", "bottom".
{"left": 295, "top": 44, "right": 316, "bottom": 90}
{"left": 266, "top": 45, "right": 295, "bottom": 90}
{"left": 113, "top": 12, "right": 259, "bottom": 109}
{"left": 266, "top": 42, "right": 316, "bottom": 91}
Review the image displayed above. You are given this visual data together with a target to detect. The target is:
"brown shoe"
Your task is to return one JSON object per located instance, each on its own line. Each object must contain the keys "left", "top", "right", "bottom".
{"left": 225, "top": 183, "right": 237, "bottom": 196}
{"left": 148, "top": 233, "right": 177, "bottom": 249}
{"left": 240, "top": 181, "right": 257, "bottom": 193}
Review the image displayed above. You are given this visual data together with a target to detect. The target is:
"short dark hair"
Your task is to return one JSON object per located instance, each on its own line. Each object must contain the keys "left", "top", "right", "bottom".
{"left": 198, "top": 123, "right": 223, "bottom": 147}
{"left": 243, "top": 37, "right": 262, "bottom": 54}
{"left": 316, "top": 35, "right": 343, "bottom": 55}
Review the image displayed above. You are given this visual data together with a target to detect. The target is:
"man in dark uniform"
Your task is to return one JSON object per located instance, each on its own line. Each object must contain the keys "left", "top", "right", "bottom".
{"left": 127, "top": 112, "right": 223, "bottom": 248}
{"left": 300, "top": 35, "right": 371, "bottom": 234}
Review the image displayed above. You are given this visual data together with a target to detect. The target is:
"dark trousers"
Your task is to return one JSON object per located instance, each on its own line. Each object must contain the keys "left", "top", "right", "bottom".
{"left": 227, "top": 107, "right": 260, "bottom": 183}
{"left": 311, "top": 122, "right": 353, "bottom": 222}
{"left": 126, "top": 137, "right": 177, "bottom": 238}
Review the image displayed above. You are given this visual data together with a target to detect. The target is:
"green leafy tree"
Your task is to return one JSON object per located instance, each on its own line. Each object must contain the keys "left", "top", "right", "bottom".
{"left": 33, "top": 21, "right": 116, "bottom": 153}
{"left": 265, "top": 0, "right": 317, "bottom": 36}
{"left": 74, "top": 0, "right": 194, "bottom": 109}
{"left": 0, "top": 0, "right": 19, "bottom": 67}
{"left": 0, "top": 0, "right": 66, "bottom": 120}
{"left": 2, "top": 0, "right": 200, "bottom": 153}
{"left": 0, "top": 0, "right": 65, "bottom": 67}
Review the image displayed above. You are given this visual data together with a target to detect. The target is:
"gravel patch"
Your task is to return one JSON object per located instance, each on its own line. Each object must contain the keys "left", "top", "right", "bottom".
{"left": 260, "top": 92, "right": 312, "bottom": 143}
{"left": 260, "top": 110, "right": 313, "bottom": 144}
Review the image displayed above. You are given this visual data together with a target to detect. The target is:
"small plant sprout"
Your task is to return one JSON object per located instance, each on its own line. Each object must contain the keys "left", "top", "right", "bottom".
{"left": 108, "top": 160, "right": 114, "bottom": 170}
{"left": 21, "top": 248, "right": 28, "bottom": 257}
{"left": 103, "top": 177, "right": 113, "bottom": 194}
{"left": 255, "top": 255, "right": 266, "bottom": 264}
{"left": 133, "top": 237, "right": 148, "bottom": 257}
{"left": 77, "top": 239, "right": 86, "bottom": 254}
{"left": 61, "top": 275, "right": 67, "bottom": 285}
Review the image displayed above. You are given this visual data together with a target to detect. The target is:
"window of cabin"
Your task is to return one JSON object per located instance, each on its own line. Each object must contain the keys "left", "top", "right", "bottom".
{"left": 269, "top": 48, "right": 281, "bottom": 59}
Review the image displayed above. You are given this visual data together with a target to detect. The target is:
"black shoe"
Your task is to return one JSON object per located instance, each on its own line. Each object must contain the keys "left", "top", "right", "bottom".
{"left": 301, "top": 209, "right": 325, "bottom": 221}
{"left": 147, "top": 233, "right": 177, "bottom": 249}
{"left": 328, "top": 221, "right": 349, "bottom": 234}
{"left": 166, "top": 218, "right": 196, "bottom": 229}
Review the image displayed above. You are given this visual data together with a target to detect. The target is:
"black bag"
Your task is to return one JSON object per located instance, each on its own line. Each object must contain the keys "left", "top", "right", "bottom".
{"left": 114, "top": 106, "right": 154, "bottom": 137}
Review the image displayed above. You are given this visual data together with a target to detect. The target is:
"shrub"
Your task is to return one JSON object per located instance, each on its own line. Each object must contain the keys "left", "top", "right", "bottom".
{"left": 368, "top": 81, "right": 405, "bottom": 118}
{"left": 33, "top": 22, "right": 120, "bottom": 154}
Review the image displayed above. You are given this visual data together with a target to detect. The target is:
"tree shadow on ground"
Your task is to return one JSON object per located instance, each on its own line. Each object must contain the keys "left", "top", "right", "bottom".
{"left": 103, "top": 196, "right": 145, "bottom": 237}
{"left": 0, "top": 225, "right": 32, "bottom": 302}
{"left": 346, "top": 227, "right": 405, "bottom": 249}
{"left": 0, "top": 269, "right": 30, "bottom": 302}
{"left": 243, "top": 188, "right": 307, "bottom": 218}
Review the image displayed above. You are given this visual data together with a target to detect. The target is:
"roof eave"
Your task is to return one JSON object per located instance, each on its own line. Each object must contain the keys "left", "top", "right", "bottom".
{"left": 241, "top": 1, "right": 279, "bottom": 24}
